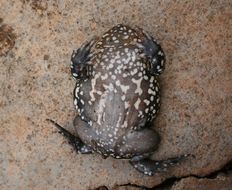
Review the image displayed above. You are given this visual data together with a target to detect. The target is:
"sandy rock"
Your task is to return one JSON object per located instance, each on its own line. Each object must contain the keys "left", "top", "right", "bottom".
{"left": 0, "top": 0, "right": 231, "bottom": 189}
{"left": 171, "top": 174, "right": 232, "bottom": 190}
{"left": 112, "top": 186, "right": 144, "bottom": 190}
{"left": 0, "top": 23, "right": 16, "bottom": 56}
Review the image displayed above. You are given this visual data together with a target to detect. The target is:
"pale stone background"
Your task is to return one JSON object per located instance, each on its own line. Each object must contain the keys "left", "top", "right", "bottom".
{"left": 0, "top": 0, "right": 231, "bottom": 189}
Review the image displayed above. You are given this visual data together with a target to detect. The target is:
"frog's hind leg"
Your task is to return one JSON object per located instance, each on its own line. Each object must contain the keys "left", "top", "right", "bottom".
{"left": 130, "top": 154, "right": 189, "bottom": 176}
{"left": 71, "top": 39, "right": 96, "bottom": 80}
{"left": 47, "top": 119, "right": 93, "bottom": 154}
{"left": 115, "top": 128, "right": 160, "bottom": 160}
{"left": 119, "top": 127, "right": 189, "bottom": 176}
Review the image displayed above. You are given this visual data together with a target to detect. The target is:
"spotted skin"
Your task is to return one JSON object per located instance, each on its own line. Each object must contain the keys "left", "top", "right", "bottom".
{"left": 134, "top": 26, "right": 165, "bottom": 76}
{"left": 49, "top": 24, "right": 189, "bottom": 176}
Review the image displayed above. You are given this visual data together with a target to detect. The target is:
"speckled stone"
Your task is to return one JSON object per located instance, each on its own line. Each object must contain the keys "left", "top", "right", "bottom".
{"left": 0, "top": 0, "right": 231, "bottom": 190}
{"left": 171, "top": 174, "right": 232, "bottom": 190}
{"left": 112, "top": 186, "right": 143, "bottom": 190}
{"left": 0, "top": 23, "right": 16, "bottom": 56}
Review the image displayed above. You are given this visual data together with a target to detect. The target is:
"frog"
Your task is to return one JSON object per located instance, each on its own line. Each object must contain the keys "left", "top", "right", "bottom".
{"left": 48, "top": 24, "right": 188, "bottom": 176}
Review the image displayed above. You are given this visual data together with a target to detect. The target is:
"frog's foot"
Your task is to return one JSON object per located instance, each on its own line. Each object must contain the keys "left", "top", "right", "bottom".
{"left": 135, "top": 27, "right": 165, "bottom": 75}
{"left": 71, "top": 39, "right": 96, "bottom": 80}
{"left": 47, "top": 119, "right": 93, "bottom": 154}
{"left": 130, "top": 154, "right": 190, "bottom": 176}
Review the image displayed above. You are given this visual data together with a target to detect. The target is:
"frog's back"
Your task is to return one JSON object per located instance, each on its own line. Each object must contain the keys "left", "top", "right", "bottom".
{"left": 75, "top": 25, "right": 161, "bottom": 152}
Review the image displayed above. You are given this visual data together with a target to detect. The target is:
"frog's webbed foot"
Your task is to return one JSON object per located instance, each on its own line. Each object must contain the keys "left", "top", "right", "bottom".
{"left": 130, "top": 154, "right": 190, "bottom": 176}
{"left": 135, "top": 27, "right": 165, "bottom": 75}
{"left": 71, "top": 39, "right": 96, "bottom": 80}
{"left": 47, "top": 119, "right": 93, "bottom": 154}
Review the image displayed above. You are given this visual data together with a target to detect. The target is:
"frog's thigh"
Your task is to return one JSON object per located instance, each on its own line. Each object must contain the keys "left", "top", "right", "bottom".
{"left": 119, "top": 129, "right": 160, "bottom": 155}
{"left": 73, "top": 116, "right": 97, "bottom": 143}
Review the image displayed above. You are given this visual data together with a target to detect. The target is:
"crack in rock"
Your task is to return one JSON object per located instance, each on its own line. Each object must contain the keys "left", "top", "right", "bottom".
{"left": 95, "top": 160, "right": 232, "bottom": 190}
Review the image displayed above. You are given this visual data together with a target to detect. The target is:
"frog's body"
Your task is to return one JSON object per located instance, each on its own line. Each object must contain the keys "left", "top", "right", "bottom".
{"left": 49, "top": 24, "right": 187, "bottom": 176}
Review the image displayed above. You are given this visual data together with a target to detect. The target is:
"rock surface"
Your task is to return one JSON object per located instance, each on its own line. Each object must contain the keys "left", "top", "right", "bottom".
{"left": 0, "top": 0, "right": 231, "bottom": 189}
{"left": 171, "top": 174, "right": 232, "bottom": 190}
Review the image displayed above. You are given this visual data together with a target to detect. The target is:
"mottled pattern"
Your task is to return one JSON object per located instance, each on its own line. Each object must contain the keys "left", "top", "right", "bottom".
{"left": 71, "top": 24, "right": 164, "bottom": 161}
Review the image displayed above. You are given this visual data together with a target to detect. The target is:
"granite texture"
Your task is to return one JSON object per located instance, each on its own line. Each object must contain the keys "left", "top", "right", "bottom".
{"left": 171, "top": 173, "right": 232, "bottom": 190}
{"left": 0, "top": 23, "right": 16, "bottom": 56}
{"left": 0, "top": 0, "right": 231, "bottom": 189}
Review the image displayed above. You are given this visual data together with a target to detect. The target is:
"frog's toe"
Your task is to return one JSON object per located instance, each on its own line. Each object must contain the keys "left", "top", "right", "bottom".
{"left": 47, "top": 119, "right": 93, "bottom": 154}
{"left": 130, "top": 154, "right": 190, "bottom": 176}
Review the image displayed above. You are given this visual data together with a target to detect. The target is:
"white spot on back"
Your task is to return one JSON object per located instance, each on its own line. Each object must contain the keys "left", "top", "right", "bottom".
{"left": 97, "top": 92, "right": 108, "bottom": 125}
{"left": 120, "top": 84, "right": 130, "bottom": 94}
{"left": 130, "top": 68, "right": 138, "bottom": 75}
{"left": 116, "top": 113, "right": 122, "bottom": 129}
{"left": 134, "top": 98, "right": 141, "bottom": 110}
{"left": 89, "top": 72, "right": 100, "bottom": 102}
{"left": 124, "top": 101, "right": 130, "bottom": 109}
{"left": 101, "top": 73, "right": 108, "bottom": 80}
{"left": 144, "top": 99, "right": 150, "bottom": 105}
{"left": 121, "top": 120, "right": 128, "bottom": 128}
{"left": 103, "top": 83, "right": 114, "bottom": 92}
{"left": 74, "top": 98, "right": 77, "bottom": 106}
{"left": 132, "top": 77, "right": 143, "bottom": 95}
{"left": 148, "top": 88, "right": 156, "bottom": 95}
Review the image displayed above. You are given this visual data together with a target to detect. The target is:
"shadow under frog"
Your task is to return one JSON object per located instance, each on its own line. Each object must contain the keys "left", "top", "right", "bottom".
{"left": 48, "top": 24, "right": 188, "bottom": 176}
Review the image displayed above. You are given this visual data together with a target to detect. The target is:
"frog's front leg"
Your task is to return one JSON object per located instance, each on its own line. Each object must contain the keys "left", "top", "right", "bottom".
{"left": 71, "top": 39, "right": 96, "bottom": 80}
{"left": 47, "top": 119, "right": 93, "bottom": 154}
{"left": 71, "top": 40, "right": 97, "bottom": 124}
{"left": 135, "top": 27, "right": 165, "bottom": 75}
